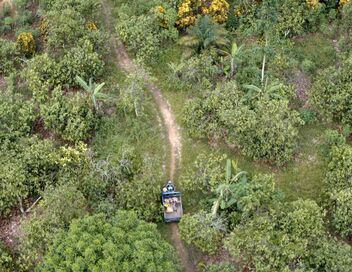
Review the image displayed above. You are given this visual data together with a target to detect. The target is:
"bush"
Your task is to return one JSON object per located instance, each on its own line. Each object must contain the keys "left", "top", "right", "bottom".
{"left": 117, "top": 8, "right": 177, "bottom": 63}
{"left": 16, "top": 32, "right": 36, "bottom": 55}
{"left": 309, "top": 56, "right": 352, "bottom": 127}
{"left": 40, "top": 211, "right": 179, "bottom": 271}
{"left": 0, "top": 137, "right": 58, "bottom": 215}
{"left": 301, "top": 58, "right": 316, "bottom": 74}
{"left": 325, "top": 144, "right": 352, "bottom": 191}
{"left": 168, "top": 54, "right": 219, "bottom": 91}
{"left": 57, "top": 40, "right": 104, "bottom": 86}
{"left": 0, "top": 39, "right": 20, "bottom": 75}
{"left": 22, "top": 53, "right": 57, "bottom": 102}
{"left": 46, "top": 7, "right": 86, "bottom": 51}
{"left": 41, "top": 88, "right": 98, "bottom": 142}
{"left": 183, "top": 81, "right": 242, "bottom": 138}
{"left": 299, "top": 108, "right": 317, "bottom": 125}
{"left": 0, "top": 93, "right": 35, "bottom": 143}
{"left": 330, "top": 188, "right": 352, "bottom": 238}
{"left": 179, "top": 211, "right": 225, "bottom": 254}
{"left": 113, "top": 155, "right": 163, "bottom": 222}
{"left": 225, "top": 199, "right": 327, "bottom": 271}
{"left": 19, "top": 184, "right": 88, "bottom": 270}
{"left": 0, "top": 241, "right": 13, "bottom": 272}
{"left": 180, "top": 152, "right": 226, "bottom": 195}
{"left": 225, "top": 98, "right": 302, "bottom": 165}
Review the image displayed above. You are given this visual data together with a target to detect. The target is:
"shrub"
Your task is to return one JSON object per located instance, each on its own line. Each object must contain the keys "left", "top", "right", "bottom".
{"left": 22, "top": 53, "right": 57, "bottom": 102}
{"left": 325, "top": 144, "right": 352, "bottom": 191}
{"left": 299, "top": 108, "right": 317, "bottom": 125}
{"left": 0, "top": 241, "right": 13, "bottom": 272}
{"left": 0, "top": 93, "right": 35, "bottom": 143}
{"left": 168, "top": 53, "right": 219, "bottom": 90}
{"left": 40, "top": 211, "right": 179, "bottom": 271}
{"left": 19, "top": 184, "right": 88, "bottom": 270}
{"left": 183, "top": 81, "right": 242, "bottom": 138}
{"left": 179, "top": 211, "right": 225, "bottom": 254}
{"left": 225, "top": 199, "right": 327, "bottom": 271}
{"left": 226, "top": 98, "right": 302, "bottom": 165}
{"left": 16, "top": 32, "right": 36, "bottom": 55}
{"left": 57, "top": 40, "right": 104, "bottom": 86}
{"left": 309, "top": 56, "right": 352, "bottom": 127}
{"left": 114, "top": 155, "right": 163, "bottom": 222}
{"left": 41, "top": 88, "right": 98, "bottom": 142}
{"left": 46, "top": 7, "right": 86, "bottom": 51}
{"left": 180, "top": 152, "right": 226, "bottom": 195}
{"left": 330, "top": 188, "right": 352, "bottom": 238}
{"left": 0, "top": 39, "right": 20, "bottom": 75}
{"left": 117, "top": 9, "right": 177, "bottom": 63}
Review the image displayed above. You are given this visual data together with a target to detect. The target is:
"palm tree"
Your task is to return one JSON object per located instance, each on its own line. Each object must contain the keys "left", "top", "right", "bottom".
{"left": 179, "top": 15, "right": 229, "bottom": 55}
{"left": 211, "top": 159, "right": 247, "bottom": 217}
{"left": 76, "top": 76, "right": 108, "bottom": 110}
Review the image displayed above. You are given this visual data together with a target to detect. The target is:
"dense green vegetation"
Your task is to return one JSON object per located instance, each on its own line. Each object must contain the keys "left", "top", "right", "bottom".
{"left": 1, "top": 0, "right": 352, "bottom": 271}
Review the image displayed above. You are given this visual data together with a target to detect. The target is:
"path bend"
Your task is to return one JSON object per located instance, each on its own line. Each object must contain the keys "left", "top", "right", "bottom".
{"left": 100, "top": 2, "right": 193, "bottom": 272}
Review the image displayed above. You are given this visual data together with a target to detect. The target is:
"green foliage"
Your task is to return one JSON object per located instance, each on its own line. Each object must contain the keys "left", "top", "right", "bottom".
{"left": 299, "top": 108, "right": 317, "bottom": 125}
{"left": 179, "top": 211, "right": 225, "bottom": 254}
{"left": 41, "top": 88, "right": 98, "bottom": 142}
{"left": 0, "top": 93, "right": 35, "bottom": 143}
{"left": 0, "top": 137, "right": 58, "bottom": 215}
{"left": 180, "top": 152, "right": 226, "bottom": 195}
{"left": 309, "top": 56, "right": 352, "bottom": 127}
{"left": 0, "top": 39, "right": 20, "bottom": 75}
{"left": 0, "top": 241, "right": 13, "bottom": 272}
{"left": 321, "top": 129, "right": 346, "bottom": 158}
{"left": 225, "top": 199, "right": 329, "bottom": 271}
{"left": 184, "top": 82, "right": 301, "bottom": 165}
{"left": 58, "top": 40, "right": 104, "bottom": 86}
{"left": 204, "top": 262, "right": 237, "bottom": 272}
{"left": 183, "top": 81, "right": 242, "bottom": 139}
{"left": 19, "top": 184, "right": 87, "bottom": 270}
{"left": 76, "top": 76, "right": 107, "bottom": 110}
{"left": 330, "top": 188, "right": 352, "bottom": 237}
{"left": 179, "top": 15, "right": 229, "bottom": 55}
{"left": 40, "top": 211, "right": 179, "bottom": 271}
{"left": 168, "top": 53, "right": 219, "bottom": 90}
{"left": 117, "top": 72, "right": 147, "bottom": 117}
{"left": 325, "top": 144, "right": 352, "bottom": 191}
{"left": 117, "top": 7, "right": 177, "bottom": 63}
{"left": 46, "top": 7, "right": 86, "bottom": 51}
{"left": 226, "top": 97, "right": 302, "bottom": 165}
{"left": 113, "top": 155, "right": 163, "bottom": 222}
{"left": 324, "top": 144, "right": 352, "bottom": 237}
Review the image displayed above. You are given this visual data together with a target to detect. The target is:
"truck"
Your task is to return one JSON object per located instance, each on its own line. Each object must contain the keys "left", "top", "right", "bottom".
{"left": 161, "top": 181, "right": 183, "bottom": 223}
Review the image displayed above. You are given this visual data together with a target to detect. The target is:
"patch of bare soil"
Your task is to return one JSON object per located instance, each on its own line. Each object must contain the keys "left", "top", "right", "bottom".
{"left": 0, "top": 0, "right": 15, "bottom": 15}
{"left": 292, "top": 70, "right": 311, "bottom": 103}
{"left": 0, "top": 211, "right": 21, "bottom": 249}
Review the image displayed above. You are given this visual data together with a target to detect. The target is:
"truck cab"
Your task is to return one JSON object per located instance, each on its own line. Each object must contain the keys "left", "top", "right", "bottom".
{"left": 162, "top": 181, "right": 183, "bottom": 222}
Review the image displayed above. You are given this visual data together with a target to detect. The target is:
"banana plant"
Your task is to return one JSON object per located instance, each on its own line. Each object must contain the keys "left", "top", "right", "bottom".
{"left": 76, "top": 76, "right": 108, "bottom": 110}
{"left": 211, "top": 159, "right": 247, "bottom": 217}
{"left": 219, "top": 41, "right": 243, "bottom": 79}
{"left": 243, "top": 78, "right": 284, "bottom": 102}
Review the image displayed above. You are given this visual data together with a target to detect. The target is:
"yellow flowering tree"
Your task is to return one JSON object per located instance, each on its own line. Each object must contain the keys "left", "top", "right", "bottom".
{"left": 340, "top": 0, "right": 350, "bottom": 5}
{"left": 16, "top": 32, "right": 35, "bottom": 55}
{"left": 177, "top": 0, "right": 230, "bottom": 28}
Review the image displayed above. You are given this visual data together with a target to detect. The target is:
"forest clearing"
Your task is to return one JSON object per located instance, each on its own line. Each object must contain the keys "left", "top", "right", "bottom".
{"left": 1, "top": 0, "right": 352, "bottom": 271}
